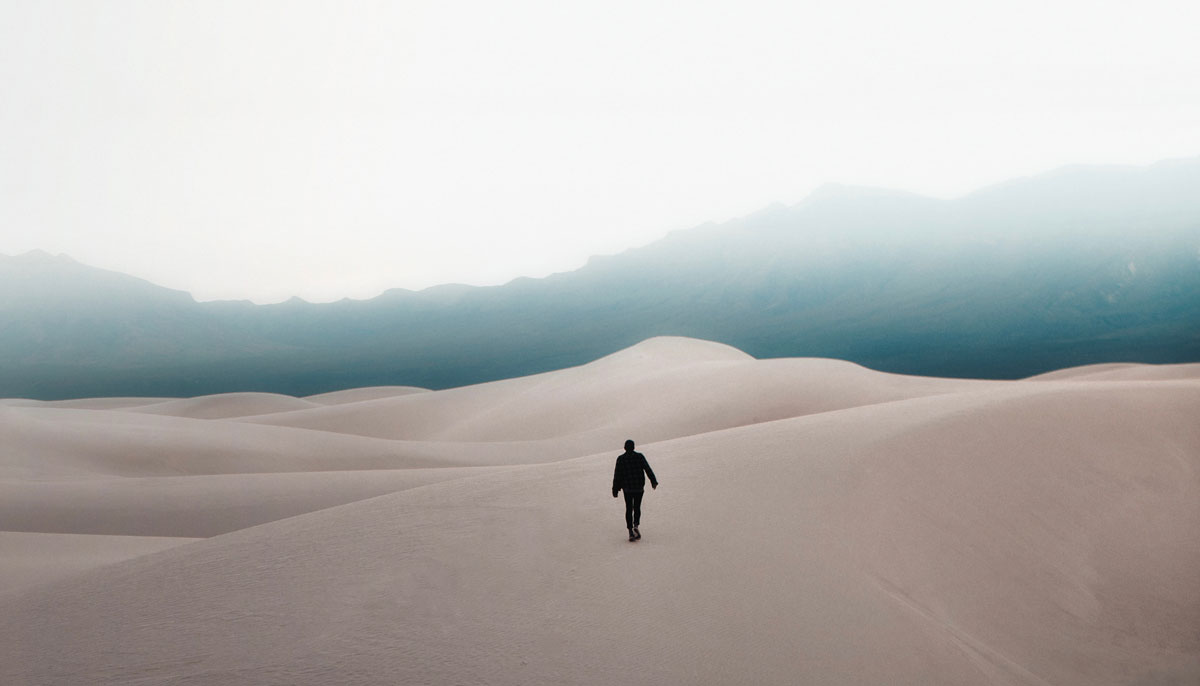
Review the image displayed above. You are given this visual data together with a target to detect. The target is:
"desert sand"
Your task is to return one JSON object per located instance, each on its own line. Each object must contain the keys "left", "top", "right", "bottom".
{"left": 1, "top": 337, "right": 1197, "bottom": 685}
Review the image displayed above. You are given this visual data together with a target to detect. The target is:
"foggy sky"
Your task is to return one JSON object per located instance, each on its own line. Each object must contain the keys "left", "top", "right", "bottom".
{"left": 2, "top": 0, "right": 1198, "bottom": 302}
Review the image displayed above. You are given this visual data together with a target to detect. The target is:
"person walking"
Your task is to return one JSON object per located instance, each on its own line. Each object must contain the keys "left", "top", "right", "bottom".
{"left": 612, "top": 439, "right": 658, "bottom": 541}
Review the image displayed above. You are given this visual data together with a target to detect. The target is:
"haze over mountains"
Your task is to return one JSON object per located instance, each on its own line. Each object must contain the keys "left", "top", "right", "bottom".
{"left": 3, "top": 157, "right": 1199, "bottom": 399}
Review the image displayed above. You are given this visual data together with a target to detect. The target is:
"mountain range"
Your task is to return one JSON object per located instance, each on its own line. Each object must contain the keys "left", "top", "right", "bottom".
{"left": 3, "top": 157, "right": 1199, "bottom": 399}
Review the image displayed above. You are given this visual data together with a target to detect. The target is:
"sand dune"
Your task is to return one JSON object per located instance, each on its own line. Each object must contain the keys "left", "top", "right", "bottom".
{"left": 0, "top": 399, "right": 712, "bottom": 483}
{"left": 0, "top": 467, "right": 512, "bottom": 537}
{"left": 241, "top": 337, "right": 990, "bottom": 445}
{"left": 0, "top": 396, "right": 171, "bottom": 409}
{"left": 122, "top": 392, "right": 323, "bottom": 419}
{"left": 303, "top": 386, "right": 431, "bottom": 405}
{"left": 1029, "top": 361, "right": 1200, "bottom": 382}
{"left": 2, "top": 337, "right": 1197, "bottom": 685}
{"left": 0, "top": 404, "right": 532, "bottom": 479}
{"left": 0, "top": 531, "right": 198, "bottom": 591}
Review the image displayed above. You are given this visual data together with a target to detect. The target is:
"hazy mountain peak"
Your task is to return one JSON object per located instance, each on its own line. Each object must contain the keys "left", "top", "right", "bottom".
{"left": 378, "top": 282, "right": 476, "bottom": 304}
{"left": 960, "top": 154, "right": 1200, "bottom": 210}
{"left": 420, "top": 283, "right": 477, "bottom": 297}
{"left": 3, "top": 249, "right": 77, "bottom": 264}
{"left": 1146, "top": 154, "right": 1200, "bottom": 171}
{"left": 0, "top": 250, "right": 194, "bottom": 310}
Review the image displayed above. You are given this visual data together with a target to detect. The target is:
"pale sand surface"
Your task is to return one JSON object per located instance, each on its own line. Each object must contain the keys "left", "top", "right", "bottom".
{"left": 0, "top": 396, "right": 172, "bottom": 409}
{"left": 240, "top": 340, "right": 990, "bottom": 444}
{"left": 1029, "top": 361, "right": 1200, "bottom": 382}
{"left": 0, "top": 467, "right": 512, "bottom": 537}
{"left": 1, "top": 337, "right": 1197, "bottom": 685}
{"left": 120, "top": 392, "right": 323, "bottom": 419}
{"left": 303, "top": 386, "right": 431, "bottom": 405}
{"left": 0, "top": 532, "right": 199, "bottom": 591}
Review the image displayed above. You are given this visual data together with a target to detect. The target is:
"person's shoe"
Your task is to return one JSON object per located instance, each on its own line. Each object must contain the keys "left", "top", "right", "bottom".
{"left": 633, "top": 526, "right": 641, "bottom": 540}
{"left": 628, "top": 528, "right": 636, "bottom": 541}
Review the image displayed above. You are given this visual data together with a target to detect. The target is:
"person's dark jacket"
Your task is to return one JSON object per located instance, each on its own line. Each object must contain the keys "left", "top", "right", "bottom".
{"left": 612, "top": 450, "right": 658, "bottom": 496}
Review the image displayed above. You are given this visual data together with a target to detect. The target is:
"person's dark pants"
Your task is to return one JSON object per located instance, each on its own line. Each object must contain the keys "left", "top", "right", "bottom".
{"left": 623, "top": 489, "right": 644, "bottom": 529}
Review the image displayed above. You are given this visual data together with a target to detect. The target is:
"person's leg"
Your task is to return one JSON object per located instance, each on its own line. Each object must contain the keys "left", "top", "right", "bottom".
{"left": 631, "top": 490, "right": 643, "bottom": 527}
{"left": 623, "top": 490, "right": 635, "bottom": 530}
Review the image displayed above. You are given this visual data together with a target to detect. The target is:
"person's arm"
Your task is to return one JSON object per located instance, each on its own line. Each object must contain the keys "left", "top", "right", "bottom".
{"left": 612, "top": 458, "right": 621, "bottom": 497}
{"left": 642, "top": 455, "right": 658, "bottom": 489}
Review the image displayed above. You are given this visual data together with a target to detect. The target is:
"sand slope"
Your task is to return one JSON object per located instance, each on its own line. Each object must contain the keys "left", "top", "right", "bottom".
{"left": 0, "top": 396, "right": 171, "bottom": 409}
{"left": 1028, "top": 361, "right": 1200, "bottom": 382}
{"left": 303, "top": 386, "right": 431, "bottom": 405}
{"left": 241, "top": 337, "right": 988, "bottom": 445}
{"left": 0, "top": 532, "right": 198, "bottom": 591}
{"left": 121, "top": 392, "right": 323, "bottom": 419}
{"left": 2, "top": 337, "right": 1197, "bottom": 685}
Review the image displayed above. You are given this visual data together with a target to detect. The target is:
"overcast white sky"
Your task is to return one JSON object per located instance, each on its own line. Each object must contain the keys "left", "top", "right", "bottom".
{"left": 2, "top": 0, "right": 1199, "bottom": 302}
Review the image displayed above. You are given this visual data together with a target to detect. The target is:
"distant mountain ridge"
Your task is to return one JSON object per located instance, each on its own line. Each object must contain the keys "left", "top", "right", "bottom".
{"left": 3, "top": 157, "right": 1199, "bottom": 399}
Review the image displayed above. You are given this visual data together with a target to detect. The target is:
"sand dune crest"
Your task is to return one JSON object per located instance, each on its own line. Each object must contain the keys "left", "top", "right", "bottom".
{"left": 121, "top": 392, "right": 322, "bottom": 419}
{"left": 303, "top": 386, "right": 430, "bottom": 405}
